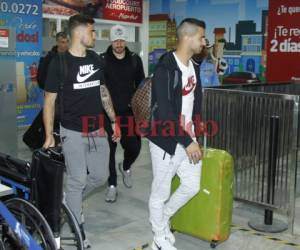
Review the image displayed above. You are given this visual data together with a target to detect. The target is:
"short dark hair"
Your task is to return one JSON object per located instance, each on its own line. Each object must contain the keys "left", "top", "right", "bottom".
{"left": 55, "top": 31, "right": 68, "bottom": 41}
{"left": 68, "top": 14, "right": 95, "bottom": 35}
{"left": 177, "top": 18, "right": 206, "bottom": 39}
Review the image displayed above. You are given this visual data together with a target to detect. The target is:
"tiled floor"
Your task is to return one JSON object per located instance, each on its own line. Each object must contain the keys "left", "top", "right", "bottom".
{"left": 14, "top": 129, "right": 300, "bottom": 249}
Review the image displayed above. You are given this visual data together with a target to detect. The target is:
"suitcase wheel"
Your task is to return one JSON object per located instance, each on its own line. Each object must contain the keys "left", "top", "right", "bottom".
{"left": 210, "top": 240, "right": 218, "bottom": 248}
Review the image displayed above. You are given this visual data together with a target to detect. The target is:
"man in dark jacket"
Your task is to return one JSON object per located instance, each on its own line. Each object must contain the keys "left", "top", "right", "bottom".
{"left": 37, "top": 31, "right": 69, "bottom": 90}
{"left": 148, "top": 18, "right": 206, "bottom": 250}
{"left": 100, "top": 25, "right": 145, "bottom": 203}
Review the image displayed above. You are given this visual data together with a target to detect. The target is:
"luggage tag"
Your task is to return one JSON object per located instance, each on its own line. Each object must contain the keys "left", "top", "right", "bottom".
{"left": 203, "top": 134, "right": 208, "bottom": 158}
{"left": 197, "top": 121, "right": 208, "bottom": 159}
{"left": 198, "top": 134, "right": 208, "bottom": 159}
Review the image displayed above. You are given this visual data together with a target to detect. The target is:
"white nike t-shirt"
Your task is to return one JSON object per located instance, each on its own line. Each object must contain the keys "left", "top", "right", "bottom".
{"left": 173, "top": 52, "right": 196, "bottom": 130}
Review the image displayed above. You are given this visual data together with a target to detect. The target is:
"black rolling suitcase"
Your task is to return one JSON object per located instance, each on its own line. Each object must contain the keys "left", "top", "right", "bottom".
{"left": 30, "top": 147, "right": 65, "bottom": 235}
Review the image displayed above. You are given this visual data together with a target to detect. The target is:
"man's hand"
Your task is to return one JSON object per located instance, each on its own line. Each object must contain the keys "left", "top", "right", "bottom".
{"left": 43, "top": 134, "right": 55, "bottom": 149}
{"left": 185, "top": 142, "right": 203, "bottom": 164}
{"left": 111, "top": 122, "right": 121, "bottom": 143}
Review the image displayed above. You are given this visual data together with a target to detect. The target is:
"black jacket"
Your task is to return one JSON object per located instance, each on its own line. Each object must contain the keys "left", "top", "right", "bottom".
{"left": 147, "top": 51, "right": 202, "bottom": 155}
{"left": 100, "top": 46, "right": 145, "bottom": 114}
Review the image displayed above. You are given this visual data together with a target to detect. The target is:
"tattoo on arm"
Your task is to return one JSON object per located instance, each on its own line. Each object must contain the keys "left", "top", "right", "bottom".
{"left": 100, "top": 85, "right": 116, "bottom": 122}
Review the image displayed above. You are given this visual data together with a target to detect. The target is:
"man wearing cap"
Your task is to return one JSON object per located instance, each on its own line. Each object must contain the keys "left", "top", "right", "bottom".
{"left": 100, "top": 24, "right": 145, "bottom": 202}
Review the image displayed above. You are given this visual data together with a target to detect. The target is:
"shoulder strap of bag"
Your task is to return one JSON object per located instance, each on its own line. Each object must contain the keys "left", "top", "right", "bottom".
{"left": 131, "top": 52, "right": 138, "bottom": 71}
{"left": 58, "top": 52, "right": 68, "bottom": 119}
{"left": 99, "top": 52, "right": 106, "bottom": 69}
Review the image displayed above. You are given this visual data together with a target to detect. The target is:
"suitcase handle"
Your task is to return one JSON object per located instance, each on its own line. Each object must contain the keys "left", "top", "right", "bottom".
{"left": 39, "top": 147, "right": 64, "bottom": 162}
{"left": 203, "top": 135, "right": 207, "bottom": 157}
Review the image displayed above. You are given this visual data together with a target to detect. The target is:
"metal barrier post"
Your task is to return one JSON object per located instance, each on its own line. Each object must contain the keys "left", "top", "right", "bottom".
{"left": 264, "top": 115, "right": 279, "bottom": 225}
{"left": 204, "top": 88, "right": 299, "bottom": 235}
{"left": 248, "top": 116, "right": 288, "bottom": 233}
{"left": 287, "top": 96, "right": 299, "bottom": 234}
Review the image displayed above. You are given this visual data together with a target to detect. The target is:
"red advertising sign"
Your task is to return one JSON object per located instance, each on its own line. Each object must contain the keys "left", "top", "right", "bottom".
{"left": 0, "top": 29, "right": 9, "bottom": 37}
{"left": 0, "top": 29, "right": 9, "bottom": 48}
{"left": 103, "top": 0, "right": 143, "bottom": 23}
{"left": 43, "top": 0, "right": 143, "bottom": 24}
{"left": 266, "top": 0, "right": 300, "bottom": 82}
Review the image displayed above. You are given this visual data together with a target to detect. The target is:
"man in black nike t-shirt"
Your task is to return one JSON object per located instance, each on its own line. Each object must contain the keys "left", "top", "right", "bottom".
{"left": 43, "top": 14, "right": 120, "bottom": 248}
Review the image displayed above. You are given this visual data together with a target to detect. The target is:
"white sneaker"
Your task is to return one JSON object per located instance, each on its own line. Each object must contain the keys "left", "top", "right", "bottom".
{"left": 62, "top": 192, "right": 66, "bottom": 204}
{"left": 105, "top": 186, "right": 117, "bottom": 202}
{"left": 165, "top": 226, "right": 175, "bottom": 245}
{"left": 83, "top": 238, "right": 91, "bottom": 249}
{"left": 79, "top": 224, "right": 91, "bottom": 249}
{"left": 151, "top": 237, "right": 177, "bottom": 250}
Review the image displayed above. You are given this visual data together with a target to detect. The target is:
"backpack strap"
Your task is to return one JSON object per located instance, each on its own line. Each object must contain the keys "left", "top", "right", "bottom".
{"left": 131, "top": 52, "right": 138, "bottom": 71}
{"left": 99, "top": 52, "right": 106, "bottom": 69}
{"left": 57, "top": 52, "right": 68, "bottom": 120}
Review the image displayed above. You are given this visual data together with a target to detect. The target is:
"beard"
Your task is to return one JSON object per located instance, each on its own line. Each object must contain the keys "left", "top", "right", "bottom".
{"left": 113, "top": 46, "right": 125, "bottom": 55}
{"left": 86, "top": 40, "right": 95, "bottom": 48}
{"left": 81, "top": 37, "right": 95, "bottom": 48}
{"left": 192, "top": 45, "right": 203, "bottom": 55}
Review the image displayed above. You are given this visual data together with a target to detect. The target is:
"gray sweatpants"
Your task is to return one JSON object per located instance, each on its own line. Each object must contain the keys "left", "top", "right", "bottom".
{"left": 60, "top": 126, "right": 110, "bottom": 224}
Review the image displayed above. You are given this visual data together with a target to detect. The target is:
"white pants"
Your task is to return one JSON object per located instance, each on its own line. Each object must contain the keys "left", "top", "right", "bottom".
{"left": 148, "top": 142, "right": 202, "bottom": 236}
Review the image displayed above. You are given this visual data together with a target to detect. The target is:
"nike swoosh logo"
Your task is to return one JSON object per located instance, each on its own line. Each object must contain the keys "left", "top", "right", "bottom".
{"left": 182, "top": 82, "right": 196, "bottom": 96}
{"left": 76, "top": 69, "right": 99, "bottom": 83}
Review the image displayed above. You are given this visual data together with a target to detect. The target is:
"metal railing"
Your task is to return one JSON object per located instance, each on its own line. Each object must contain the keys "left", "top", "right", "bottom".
{"left": 202, "top": 83, "right": 299, "bottom": 233}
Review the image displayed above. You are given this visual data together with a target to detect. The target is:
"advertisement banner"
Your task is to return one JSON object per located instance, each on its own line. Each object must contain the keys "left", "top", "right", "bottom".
{"left": 43, "top": 0, "right": 103, "bottom": 18}
{"left": 0, "top": 0, "right": 43, "bottom": 127}
{"left": 43, "top": 0, "right": 142, "bottom": 24}
{"left": 103, "top": 0, "right": 143, "bottom": 23}
{"left": 266, "top": 0, "right": 300, "bottom": 82}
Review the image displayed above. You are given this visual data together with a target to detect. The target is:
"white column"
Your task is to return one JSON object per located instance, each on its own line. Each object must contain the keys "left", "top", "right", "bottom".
{"left": 140, "top": 0, "right": 149, "bottom": 76}
{"left": 56, "top": 18, "right": 61, "bottom": 32}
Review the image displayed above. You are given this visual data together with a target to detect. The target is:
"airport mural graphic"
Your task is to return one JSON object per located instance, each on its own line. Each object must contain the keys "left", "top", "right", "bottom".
{"left": 149, "top": 0, "right": 269, "bottom": 82}
{"left": 0, "top": 0, "right": 43, "bottom": 126}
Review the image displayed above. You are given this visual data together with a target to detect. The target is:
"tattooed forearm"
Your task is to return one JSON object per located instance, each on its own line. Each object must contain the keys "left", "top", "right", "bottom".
{"left": 100, "top": 84, "right": 116, "bottom": 122}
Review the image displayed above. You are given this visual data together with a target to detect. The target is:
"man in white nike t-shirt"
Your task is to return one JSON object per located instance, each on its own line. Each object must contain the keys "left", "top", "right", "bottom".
{"left": 147, "top": 18, "right": 206, "bottom": 250}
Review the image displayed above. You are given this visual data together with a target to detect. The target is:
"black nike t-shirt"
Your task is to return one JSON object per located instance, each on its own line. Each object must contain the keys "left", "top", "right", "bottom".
{"left": 45, "top": 50, "right": 105, "bottom": 132}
